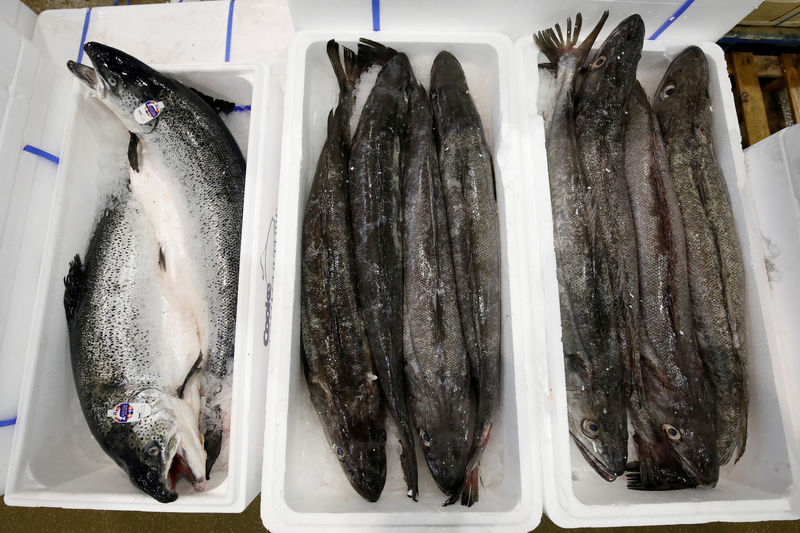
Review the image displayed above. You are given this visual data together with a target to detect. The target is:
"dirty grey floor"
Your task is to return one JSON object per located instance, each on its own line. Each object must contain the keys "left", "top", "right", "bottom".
{"left": 5, "top": 0, "right": 800, "bottom": 531}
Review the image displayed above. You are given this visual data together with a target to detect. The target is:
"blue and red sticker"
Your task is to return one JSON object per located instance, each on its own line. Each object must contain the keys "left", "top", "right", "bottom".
{"left": 133, "top": 100, "right": 165, "bottom": 125}
{"left": 108, "top": 402, "right": 152, "bottom": 423}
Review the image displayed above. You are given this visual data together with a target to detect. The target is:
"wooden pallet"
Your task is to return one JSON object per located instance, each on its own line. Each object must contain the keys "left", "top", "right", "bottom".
{"left": 726, "top": 51, "right": 800, "bottom": 147}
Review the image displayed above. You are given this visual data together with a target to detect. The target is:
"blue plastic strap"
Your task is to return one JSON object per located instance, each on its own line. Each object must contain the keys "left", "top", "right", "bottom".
{"left": 76, "top": 8, "right": 92, "bottom": 63}
{"left": 0, "top": 418, "right": 16, "bottom": 428}
{"left": 648, "top": 0, "right": 695, "bottom": 40}
{"left": 22, "top": 145, "right": 60, "bottom": 164}
{"left": 372, "top": 0, "right": 380, "bottom": 31}
{"left": 233, "top": 105, "right": 251, "bottom": 112}
{"left": 225, "top": 0, "right": 235, "bottom": 62}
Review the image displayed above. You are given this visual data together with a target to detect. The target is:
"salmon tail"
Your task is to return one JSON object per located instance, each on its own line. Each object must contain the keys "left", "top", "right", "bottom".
{"left": 357, "top": 38, "right": 397, "bottom": 69}
{"left": 63, "top": 254, "right": 86, "bottom": 325}
{"left": 534, "top": 11, "right": 608, "bottom": 67}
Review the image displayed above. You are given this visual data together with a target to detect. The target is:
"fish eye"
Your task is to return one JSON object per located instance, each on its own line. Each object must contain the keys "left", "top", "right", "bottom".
{"left": 660, "top": 82, "right": 676, "bottom": 100}
{"left": 591, "top": 55, "right": 606, "bottom": 70}
{"left": 107, "top": 75, "right": 118, "bottom": 87}
{"left": 581, "top": 419, "right": 601, "bottom": 438}
{"left": 420, "top": 429, "right": 432, "bottom": 447}
{"left": 146, "top": 444, "right": 160, "bottom": 457}
{"left": 378, "top": 432, "right": 387, "bottom": 446}
{"left": 335, "top": 446, "right": 346, "bottom": 461}
{"left": 662, "top": 424, "right": 681, "bottom": 441}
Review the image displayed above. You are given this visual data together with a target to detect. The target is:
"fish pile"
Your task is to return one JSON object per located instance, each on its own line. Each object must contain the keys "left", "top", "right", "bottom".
{"left": 63, "top": 42, "right": 244, "bottom": 503}
{"left": 535, "top": 13, "right": 748, "bottom": 490}
{"left": 300, "top": 39, "right": 501, "bottom": 506}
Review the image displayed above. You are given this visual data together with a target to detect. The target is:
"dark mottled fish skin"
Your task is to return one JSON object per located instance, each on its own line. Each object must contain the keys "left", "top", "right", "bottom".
{"left": 430, "top": 51, "right": 500, "bottom": 507}
{"left": 301, "top": 41, "right": 387, "bottom": 502}
{"left": 574, "top": 14, "right": 644, "bottom": 382}
{"left": 624, "top": 82, "right": 718, "bottom": 490}
{"left": 535, "top": 11, "right": 629, "bottom": 483}
{"left": 64, "top": 195, "right": 206, "bottom": 503}
{"left": 349, "top": 42, "right": 418, "bottom": 500}
{"left": 653, "top": 46, "right": 748, "bottom": 466}
{"left": 71, "top": 42, "right": 245, "bottom": 478}
{"left": 403, "top": 81, "right": 474, "bottom": 497}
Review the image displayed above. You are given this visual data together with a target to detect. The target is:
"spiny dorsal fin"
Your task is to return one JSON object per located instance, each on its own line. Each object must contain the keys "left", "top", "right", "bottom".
{"left": 63, "top": 254, "right": 86, "bottom": 325}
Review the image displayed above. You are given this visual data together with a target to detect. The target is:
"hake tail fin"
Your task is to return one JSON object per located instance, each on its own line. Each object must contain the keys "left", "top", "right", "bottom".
{"left": 533, "top": 10, "right": 608, "bottom": 67}
{"left": 326, "top": 39, "right": 368, "bottom": 96}
{"left": 357, "top": 38, "right": 397, "bottom": 70}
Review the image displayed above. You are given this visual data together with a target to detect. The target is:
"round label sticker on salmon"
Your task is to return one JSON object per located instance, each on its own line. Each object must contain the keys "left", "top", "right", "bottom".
{"left": 108, "top": 402, "right": 152, "bottom": 423}
{"left": 133, "top": 100, "right": 165, "bottom": 124}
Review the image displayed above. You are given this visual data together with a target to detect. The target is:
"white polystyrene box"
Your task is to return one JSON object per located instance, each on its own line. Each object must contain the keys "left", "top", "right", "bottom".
{"left": 4, "top": 62, "right": 283, "bottom": 512}
{"left": 260, "top": 31, "right": 541, "bottom": 532}
{"left": 744, "top": 125, "right": 800, "bottom": 466}
{"left": 517, "top": 36, "right": 800, "bottom": 527}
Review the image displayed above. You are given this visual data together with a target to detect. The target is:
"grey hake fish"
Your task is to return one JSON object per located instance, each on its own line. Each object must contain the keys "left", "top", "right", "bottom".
{"left": 535, "top": 11, "right": 630, "bottom": 482}
{"left": 624, "top": 82, "right": 718, "bottom": 489}
{"left": 573, "top": 15, "right": 644, "bottom": 458}
{"left": 430, "top": 50, "right": 501, "bottom": 506}
{"left": 653, "top": 46, "right": 748, "bottom": 466}
{"left": 65, "top": 41, "right": 245, "bottom": 499}
{"left": 403, "top": 80, "right": 474, "bottom": 497}
{"left": 301, "top": 40, "right": 387, "bottom": 502}
{"left": 349, "top": 39, "right": 419, "bottom": 501}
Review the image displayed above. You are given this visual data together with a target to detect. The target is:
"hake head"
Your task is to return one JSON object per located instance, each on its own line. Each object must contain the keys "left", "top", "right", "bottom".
{"left": 67, "top": 42, "right": 169, "bottom": 134}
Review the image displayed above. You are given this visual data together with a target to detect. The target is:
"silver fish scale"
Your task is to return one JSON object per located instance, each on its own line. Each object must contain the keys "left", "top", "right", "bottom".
{"left": 142, "top": 83, "right": 245, "bottom": 471}
{"left": 69, "top": 195, "right": 168, "bottom": 450}
{"left": 653, "top": 47, "right": 747, "bottom": 465}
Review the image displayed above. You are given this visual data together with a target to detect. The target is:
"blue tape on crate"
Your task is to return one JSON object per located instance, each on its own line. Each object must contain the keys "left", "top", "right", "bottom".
{"left": 0, "top": 418, "right": 16, "bottom": 428}
{"left": 777, "top": 9, "right": 800, "bottom": 26}
{"left": 22, "top": 145, "right": 60, "bottom": 164}
{"left": 225, "top": 0, "right": 235, "bottom": 62}
{"left": 77, "top": 8, "right": 92, "bottom": 63}
{"left": 233, "top": 105, "right": 251, "bottom": 112}
{"left": 649, "top": 0, "right": 695, "bottom": 40}
{"left": 372, "top": 0, "right": 380, "bottom": 31}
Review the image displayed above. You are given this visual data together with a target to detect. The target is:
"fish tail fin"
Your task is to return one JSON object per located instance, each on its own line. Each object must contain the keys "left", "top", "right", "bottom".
{"left": 357, "top": 38, "right": 397, "bottom": 69}
{"left": 449, "top": 421, "right": 492, "bottom": 507}
{"left": 460, "top": 466, "right": 480, "bottom": 506}
{"left": 63, "top": 254, "right": 86, "bottom": 325}
{"left": 533, "top": 11, "right": 608, "bottom": 66}
{"left": 326, "top": 39, "right": 349, "bottom": 95}
{"left": 398, "top": 424, "right": 419, "bottom": 501}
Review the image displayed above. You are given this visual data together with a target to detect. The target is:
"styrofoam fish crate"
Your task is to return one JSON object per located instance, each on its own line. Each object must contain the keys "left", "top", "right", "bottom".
{"left": 4, "top": 62, "right": 283, "bottom": 512}
{"left": 744, "top": 125, "right": 800, "bottom": 465}
{"left": 517, "top": 36, "right": 800, "bottom": 527}
{"left": 260, "top": 31, "right": 541, "bottom": 532}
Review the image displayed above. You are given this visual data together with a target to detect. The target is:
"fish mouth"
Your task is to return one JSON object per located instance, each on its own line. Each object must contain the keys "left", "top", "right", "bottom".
{"left": 166, "top": 441, "right": 206, "bottom": 492}
{"left": 67, "top": 60, "right": 103, "bottom": 96}
{"left": 570, "top": 433, "right": 619, "bottom": 482}
{"left": 674, "top": 451, "right": 718, "bottom": 488}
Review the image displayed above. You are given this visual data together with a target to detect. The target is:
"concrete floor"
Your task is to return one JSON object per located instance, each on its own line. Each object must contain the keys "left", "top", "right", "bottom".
{"left": 8, "top": 1, "right": 800, "bottom": 532}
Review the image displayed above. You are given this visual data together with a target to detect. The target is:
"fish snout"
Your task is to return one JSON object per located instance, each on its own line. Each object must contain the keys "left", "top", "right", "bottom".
{"left": 342, "top": 443, "right": 387, "bottom": 502}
